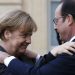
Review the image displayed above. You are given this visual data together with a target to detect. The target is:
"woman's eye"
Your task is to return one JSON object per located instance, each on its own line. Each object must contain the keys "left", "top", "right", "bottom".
{"left": 20, "top": 33, "right": 32, "bottom": 38}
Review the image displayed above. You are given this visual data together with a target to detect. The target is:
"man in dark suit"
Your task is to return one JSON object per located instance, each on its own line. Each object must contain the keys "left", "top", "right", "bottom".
{"left": 1, "top": 0, "right": 75, "bottom": 75}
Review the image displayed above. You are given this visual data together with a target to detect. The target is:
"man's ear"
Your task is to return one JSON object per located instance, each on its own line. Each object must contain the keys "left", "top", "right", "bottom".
{"left": 66, "top": 14, "right": 73, "bottom": 26}
{"left": 4, "top": 30, "right": 11, "bottom": 40}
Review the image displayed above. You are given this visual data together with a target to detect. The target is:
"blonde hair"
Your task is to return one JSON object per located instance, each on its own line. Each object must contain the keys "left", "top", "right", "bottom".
{"left": 0, "top": 10, "right": 37, "bottom": 40}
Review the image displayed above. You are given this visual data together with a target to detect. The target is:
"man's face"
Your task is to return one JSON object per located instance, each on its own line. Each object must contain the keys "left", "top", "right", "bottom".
{"left": 54, "top": 3, "right": 72, "bottom": 42}
{"left": 7, "top": 29, "right": 32, "bottom": 57}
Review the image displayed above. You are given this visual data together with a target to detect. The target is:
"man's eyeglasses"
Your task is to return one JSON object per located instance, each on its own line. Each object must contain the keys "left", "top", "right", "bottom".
{"left": 53, "top": 16, "right": 64, "bottom": 25}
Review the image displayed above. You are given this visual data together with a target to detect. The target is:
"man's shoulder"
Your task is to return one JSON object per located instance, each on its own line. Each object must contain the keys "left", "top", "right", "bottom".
{"left": 53, "top": 53, "right": 75, "bottom": 65}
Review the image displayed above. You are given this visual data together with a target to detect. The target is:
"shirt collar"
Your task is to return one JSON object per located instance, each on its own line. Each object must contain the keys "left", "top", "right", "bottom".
{"left": 69, "top": 36, "right": 75, "bottom": 42}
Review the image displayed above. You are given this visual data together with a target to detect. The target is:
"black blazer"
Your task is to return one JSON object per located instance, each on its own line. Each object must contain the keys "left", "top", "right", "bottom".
{"left": 6, "top": 52, "right": 75, "bottom": 75}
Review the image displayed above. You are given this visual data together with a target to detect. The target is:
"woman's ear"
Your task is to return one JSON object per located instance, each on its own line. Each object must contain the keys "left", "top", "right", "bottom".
{"left": 4, "top": 30, "right": 11, "bottom": 40}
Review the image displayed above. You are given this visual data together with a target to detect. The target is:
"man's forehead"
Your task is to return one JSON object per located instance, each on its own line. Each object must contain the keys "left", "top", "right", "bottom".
{"left": 55, "top": 3, "right": 63, "bottom": 17}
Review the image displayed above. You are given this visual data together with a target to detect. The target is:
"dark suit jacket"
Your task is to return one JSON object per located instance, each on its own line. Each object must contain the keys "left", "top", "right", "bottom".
{"left": 6, "top": 52, "right": 75, "bottom": 75}
{"left": 6, "top": 38, "right": 75, "bottom": 75}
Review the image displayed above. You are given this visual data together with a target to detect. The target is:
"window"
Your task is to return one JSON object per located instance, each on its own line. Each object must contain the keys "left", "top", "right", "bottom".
{"left": 48, "top": 0, "right": 61, "bottom": 49}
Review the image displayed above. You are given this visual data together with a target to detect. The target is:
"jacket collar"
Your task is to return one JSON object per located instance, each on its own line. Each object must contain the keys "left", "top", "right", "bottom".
{"left": 69, "top": 36, "right": 75, "bottom": 42}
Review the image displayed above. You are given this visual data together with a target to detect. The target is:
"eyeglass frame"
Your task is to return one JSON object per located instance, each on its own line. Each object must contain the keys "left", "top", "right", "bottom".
{"left": 53, "top": 16, "right": 65, "bottom": 25}
{"left": 53, "top": 12, "right": 75, "bottom": 25}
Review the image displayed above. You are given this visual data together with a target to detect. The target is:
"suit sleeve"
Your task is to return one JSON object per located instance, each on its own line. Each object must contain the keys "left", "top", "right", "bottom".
{"left": 42, "top": 52, "right": 56, "bottom": 63}
{"left": 35, "top": 52, "right": 56, "bottom": 68}
{"left": 7, "top": 52, "right": 56, "bottom": 75}
{"left": 8, "top": 53, "right": 75, "bottom": 75}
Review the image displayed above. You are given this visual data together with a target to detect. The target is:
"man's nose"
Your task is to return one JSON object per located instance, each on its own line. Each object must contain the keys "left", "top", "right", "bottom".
{"left": 54, "top": 24, "right": 57, "bottom": 30}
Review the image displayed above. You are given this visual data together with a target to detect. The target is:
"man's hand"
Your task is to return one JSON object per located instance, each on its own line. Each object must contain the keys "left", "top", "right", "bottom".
{"left": 51, "top": 42, "right": 75, "bottom": 56}
{"left": 0, "top": 51, "right": 10, "bottom": 63}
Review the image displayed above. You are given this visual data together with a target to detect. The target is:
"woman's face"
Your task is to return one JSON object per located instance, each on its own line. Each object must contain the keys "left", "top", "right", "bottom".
{"left": 6, "top": 29, "right": 32, "bottom": 57}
